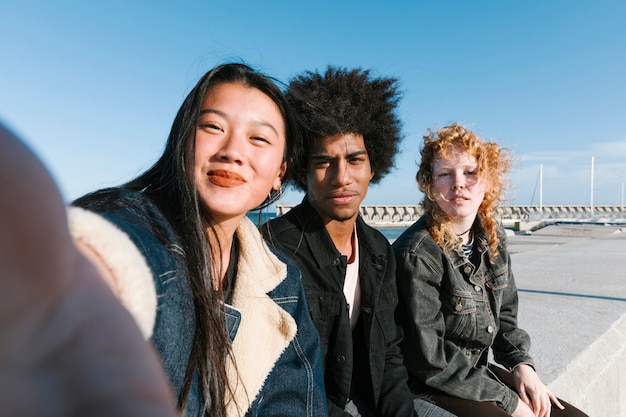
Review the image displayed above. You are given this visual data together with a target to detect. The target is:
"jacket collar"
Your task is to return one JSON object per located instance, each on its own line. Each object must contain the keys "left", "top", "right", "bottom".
{"left": 289, "top": 197, "right": 389, "bottom": 295}
{"left": 290, "top": 197, "right": 343, "bottom": 270}
{"left": 225, "top": 216, "right": 297, "bottom": 417}
{"left": 447, "top": 219, "right": 492, "bottom": 283}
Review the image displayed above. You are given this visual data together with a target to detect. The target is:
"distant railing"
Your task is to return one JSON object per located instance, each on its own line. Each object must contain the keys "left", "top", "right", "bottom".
{"left": 498, "top": 205, "right": 626, "bottom": 222}
{"left": 275, "top": 204, "right": 626, "bottom": 224}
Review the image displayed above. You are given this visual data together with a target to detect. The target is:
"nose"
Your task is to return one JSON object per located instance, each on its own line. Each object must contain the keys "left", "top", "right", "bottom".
{"left": 452, "top": 173, "right": 465, "bottom": 190}
{"left": 216, "top": 132, "right": 244, "bottom": 164}
{"left": 331, "top": 159, "right": 352, "bottom": 186}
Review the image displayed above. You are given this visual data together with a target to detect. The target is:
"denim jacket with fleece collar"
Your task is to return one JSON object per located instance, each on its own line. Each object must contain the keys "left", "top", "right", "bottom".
{"left": 69, "top": 189, "right": 327, "bottom": 417}
{"left": 392, "top": 216, "right": 533, "bottom": 415}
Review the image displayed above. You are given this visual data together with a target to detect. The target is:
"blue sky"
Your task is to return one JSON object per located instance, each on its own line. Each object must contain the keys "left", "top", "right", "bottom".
{"left": 2, "top": 1, "right": 625, "bottom": 207}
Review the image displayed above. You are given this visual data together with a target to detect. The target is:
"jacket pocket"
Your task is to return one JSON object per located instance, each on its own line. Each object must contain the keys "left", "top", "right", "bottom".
{"left": 484, "top": 267, "right": 509, "bottom": 315}
{"left": 306, "top": 291, "right": 342, "bottom": 342}
{"left": 442, "top": 290, "right": 478, "bottom": 341}
{"left": 484, "top": 266, "right": 509, "bottom": 291}
{"left": 307, "top": 291, "right": 342, "bottom": 318}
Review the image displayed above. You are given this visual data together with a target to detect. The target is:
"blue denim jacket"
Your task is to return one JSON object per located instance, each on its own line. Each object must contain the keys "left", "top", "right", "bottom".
{"left": 392, "top": 216, "right": 533, "bottom": 414}
{"left": 75, "top": 189, "right": 328, "bottom": 417}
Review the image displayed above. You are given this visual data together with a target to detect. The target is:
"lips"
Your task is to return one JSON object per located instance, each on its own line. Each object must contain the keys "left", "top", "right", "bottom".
{"left": 442, "top": 194, "right": 469, "bottom": 205}
{"left": 328, "top": 192, "right": 358, "bottom": 205}
{"left": 207, "top": 169, "right": 245, "bottom": 187}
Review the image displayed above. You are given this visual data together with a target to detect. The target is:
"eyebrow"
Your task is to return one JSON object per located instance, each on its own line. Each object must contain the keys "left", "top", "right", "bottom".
{"left": 310, "top": 150, "right": 368, "bottom": 160}
{"left": 435, "top": 160, "right": 478, "bottom": 168}
{"left": 198, "top": 108, "right": 280, "bottom": 136}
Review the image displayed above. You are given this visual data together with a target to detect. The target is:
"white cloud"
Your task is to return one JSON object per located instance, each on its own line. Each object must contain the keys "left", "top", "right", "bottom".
{"left": 589, "top": 140, "right": 626, "bottom": 158}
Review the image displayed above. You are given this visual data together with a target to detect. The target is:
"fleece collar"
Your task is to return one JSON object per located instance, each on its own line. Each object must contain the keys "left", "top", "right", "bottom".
{"left": 225, "top": 217, "right": 297, "bottom": 417}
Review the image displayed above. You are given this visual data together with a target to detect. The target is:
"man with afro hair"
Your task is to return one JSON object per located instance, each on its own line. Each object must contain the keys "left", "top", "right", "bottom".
{"left": 262, "top": 67, "right": 455, "bottom": 417}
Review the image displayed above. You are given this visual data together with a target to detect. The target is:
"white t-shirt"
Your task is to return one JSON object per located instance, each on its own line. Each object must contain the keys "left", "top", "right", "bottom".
{"left": 343, "top": 227, "right": 361, "bottom": 329}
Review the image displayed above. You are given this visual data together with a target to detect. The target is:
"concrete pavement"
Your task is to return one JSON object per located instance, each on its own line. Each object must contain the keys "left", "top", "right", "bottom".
{"left": 507, "top": 223, "right": 626, "bottom": 416}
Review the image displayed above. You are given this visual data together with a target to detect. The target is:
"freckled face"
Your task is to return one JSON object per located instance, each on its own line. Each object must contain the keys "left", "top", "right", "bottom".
{"left": 432, "top": 148, "right": 487, "bottom": 223}
{"left": 306, "top": 133, "right": 374, "bottom": 223}
{"left": 193, "top": 82, "right": 286, "bottom": 226}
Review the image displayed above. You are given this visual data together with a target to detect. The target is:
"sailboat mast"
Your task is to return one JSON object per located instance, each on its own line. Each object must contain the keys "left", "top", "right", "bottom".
{"left": 590, "top": 156, "right": 595, "bottom": 216}
{"left": 539, "top": 164, "right": 543, "bottom": 219}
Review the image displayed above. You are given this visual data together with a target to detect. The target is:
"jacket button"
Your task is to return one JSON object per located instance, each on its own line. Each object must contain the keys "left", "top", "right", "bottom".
{"left": 487, "top": 325, "right": 494, "bottom": 333}
{"left": 474, "top": 285, "right": 481, "bottom": 292}
{"left": 463, "top": 266, "right": 472, "bottom": 274}
{"left": 331, "top": 258, "right": 340, "bottom": 267}
{"left": 335, "top": 355, "right": 346, "bottom": 363}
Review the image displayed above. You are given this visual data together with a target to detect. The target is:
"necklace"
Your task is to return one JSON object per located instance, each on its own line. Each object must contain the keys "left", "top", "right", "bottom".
{"left": 457, "top": 227, "right": 472, "bottom": 237}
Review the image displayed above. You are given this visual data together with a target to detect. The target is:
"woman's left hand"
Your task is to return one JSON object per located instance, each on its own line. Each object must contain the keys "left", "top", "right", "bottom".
{"left": 513, "top": 364, "right": 564, "bottom": 417}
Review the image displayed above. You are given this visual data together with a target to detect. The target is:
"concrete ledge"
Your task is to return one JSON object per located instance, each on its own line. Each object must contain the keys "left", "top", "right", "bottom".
{"left": 505, "top": 224, "right": 626, "bottom": 417}
{"left": 548, "top": 310, "right": 626, "bottom": 417}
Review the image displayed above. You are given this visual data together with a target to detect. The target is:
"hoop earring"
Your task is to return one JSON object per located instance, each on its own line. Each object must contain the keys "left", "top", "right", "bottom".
{"left": 269, "top": 186, "right": 283, "bottom": 203}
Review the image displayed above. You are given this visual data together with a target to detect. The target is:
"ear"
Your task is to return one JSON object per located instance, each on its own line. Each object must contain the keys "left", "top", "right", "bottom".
{"left": 272, "top": 161, "right": 287, "bottom": 190}
{"left": 297, "top": 171, "right": 308, "bottom": 189}
{"left": 369, "top": 169, "right": 375, "bottom": 181}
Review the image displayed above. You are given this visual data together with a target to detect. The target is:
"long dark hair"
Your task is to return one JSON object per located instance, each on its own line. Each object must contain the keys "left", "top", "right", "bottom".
{"left": 76, "top": 63, "right": 298, "bottom": 416}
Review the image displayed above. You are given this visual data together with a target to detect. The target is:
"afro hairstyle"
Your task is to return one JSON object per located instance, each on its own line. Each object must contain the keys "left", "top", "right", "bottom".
{"left": 286, "top": 66, "right": 403, "bottom": 191}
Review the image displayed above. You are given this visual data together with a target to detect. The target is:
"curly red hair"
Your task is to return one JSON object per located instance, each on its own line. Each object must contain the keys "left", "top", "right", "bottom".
{"left": 416, "top": 123, "right": 512, "bottom": 257}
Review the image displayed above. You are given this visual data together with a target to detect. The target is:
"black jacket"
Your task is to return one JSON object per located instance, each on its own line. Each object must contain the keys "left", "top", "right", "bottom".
{"left": 262, "top": 197, "right": 415, "bottom": 417}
